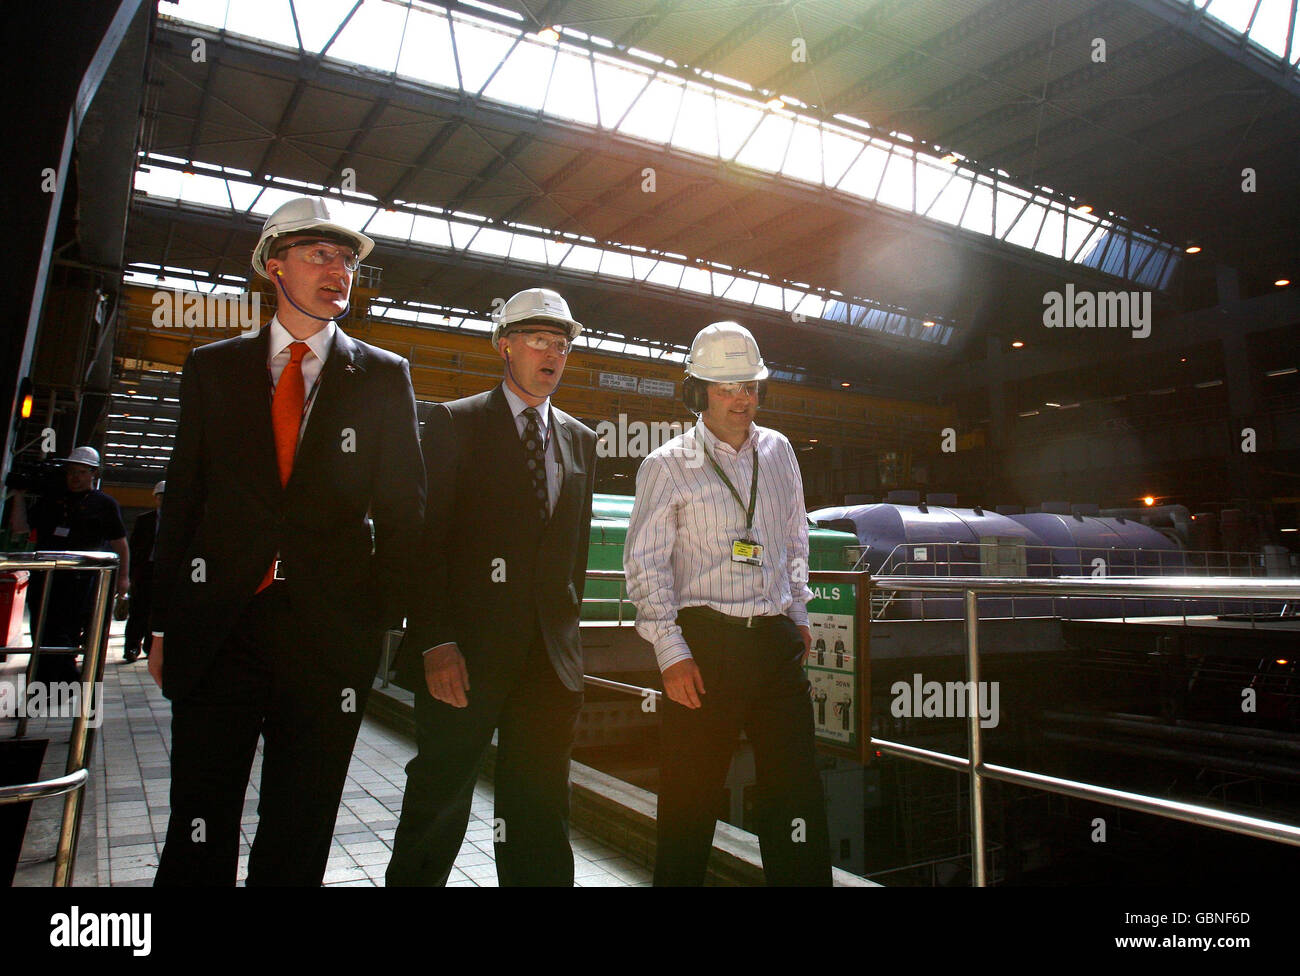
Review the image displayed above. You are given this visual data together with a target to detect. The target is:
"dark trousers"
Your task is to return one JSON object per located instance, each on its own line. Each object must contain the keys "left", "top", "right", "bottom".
{"left": 654, "top": 611, "right": 833, "bottom": 886}
{"left": 386, "top": 623, "right": 583, "bottom": 886}
{"left": 124, "top": 569, "right": 154, "bottom": 653}
{"left": 155, "top": 586, "right": 366, "bottom": 886}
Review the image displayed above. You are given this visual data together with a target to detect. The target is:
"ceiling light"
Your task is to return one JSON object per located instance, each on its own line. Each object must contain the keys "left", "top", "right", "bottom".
{"left": 922, "top": 320, "right": 935, "bottom": 327}
{"left": 1143, "top": 496, "right": 1155, "bottom": 506}
{"left": 765, "top": 97, "right": 783, "bottom": 110}
{"left": 1184, "top": 245, "right": 1201, "bottom": 254}
{"left": 940, "top": 153, "right": 958, "bottom": 164}
{"left": 1265, "top": 367, "right": 1297, "bottom": 377}
{"left": 1011, "top": 340, "right": 1024, "bottom": 348}
{"left": 1074, "top": 203, "right": 1093, "bottom": 214}
{"left": 840, "top": 381, "right": 850, "bottom": 387}
{"left": 1276, "top": 279, "right": 1291, "bottom": 287}
{"left": 1045, "top": 402, "right": 1061, "bottom": 408}
{"left": 537, "top": 26, "right": 560, "bottom": 43}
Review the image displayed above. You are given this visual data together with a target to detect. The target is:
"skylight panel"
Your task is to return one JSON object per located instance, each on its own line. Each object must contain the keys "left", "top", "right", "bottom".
{"left": 672, "top": 85, "right": 720, "bottom": 158}
{"left": 620, "top": 75, "right": 684, "bottom": 145}
{"left": 592, "top": 54, "right": 653, "bottom": 128}
{"left": 482, "top": 35, "right": 556, "bottom": 110}
{"left": 677, "top": 265, "right": 710, "bottom": 294}
{"left": 630, "top": 255, "right": 658, "bottom": 281}
{"left": 1037, "top": 206, "right": 1066, "bottom": 259}
{"left": 396, "top": 7, "right": 460, "bottom": 89}
{"left": 544, "top": 47, "right": 599, "bottom": 125}
{"left": 367, "top": 209, "right": 415, "bottom": 241}
{"left": 876, "top": 150, "right": 914, "bottom": 212}
{"left": 716, "top": 93, "right": 765, "bottom": 159}
{"left": 453, "top": 17, "right": 518, "bottom": 94}
{"left": 164, "top": 0, "right": 226, "bottom": 32}
{"left": 753, "top": 282, "right": 786, "bottom": 311}
{"left": 561, "top": 243, "right": 603, "bottom": 272}
{"left": 780, "top": 120, "right": 823, "bottom": 184}
{"left": 469, "top": 226, "right": 513, "bottom": 258}
{"left": 836, "top": 142, "right": 889, "bottom": 196}
{"left": 926, "top": 170, "right": 971, "bottom": 227}
{"left": 544, "top": 239, "right": 573, "bottom": 265}
{"left": 1004, "top": 199, "right": 1047, "bottom": 250}
{"left": 509, "top": 233, "right": 548, "bottom": 266}
{"left": 599, "top": 250, "right": 635, "bottom": 279}
{"left": 734, "top": 113, "right": 793, "bottom": 172}
{"left": 645, "top": 262, "right": 684, "bottom": 288}
{"left": 915, "top": 159, "right": 953, "bottom": 219}
{"left": 822, "top": 129, "right": 863, "bottom": 187}
{"left": 412, "top": 215, "right": 453, "bottom": 248}
{"left": 293, "top": 0, "right": 364, "bottom": 55}
{"left": 223, "top": 0, "right": 299, "bottom": 49}
{"left": 1065, "top": 212, "right": 1100, "bottom": 261}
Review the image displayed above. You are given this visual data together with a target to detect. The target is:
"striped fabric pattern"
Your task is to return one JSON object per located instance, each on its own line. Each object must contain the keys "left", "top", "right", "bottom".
{"left": 624, "top": 421, "right": 814, "bottom": 672}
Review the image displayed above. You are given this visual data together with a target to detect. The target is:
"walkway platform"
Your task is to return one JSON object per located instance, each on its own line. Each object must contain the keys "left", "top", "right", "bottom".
{"left": 4, "top": 621, "right": 650, "bottom": 887}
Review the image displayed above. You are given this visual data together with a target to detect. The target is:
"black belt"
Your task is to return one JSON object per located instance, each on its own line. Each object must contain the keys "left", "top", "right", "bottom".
{"left": 679, "top": 606, "right": 785, "bottom": 629}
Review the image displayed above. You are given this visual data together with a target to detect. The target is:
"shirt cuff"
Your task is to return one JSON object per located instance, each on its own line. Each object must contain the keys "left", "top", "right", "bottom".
{"left": 424, "top": 642, "right": 456, "bottom": 656}
{"left": 150, "top": 631, "right": 164, "bottom": 638}
{"left": 652, "top": 631, "right": 693, "bottom": 674}
{"left": 786, "top": 603, "right": 810, "bottom": 628}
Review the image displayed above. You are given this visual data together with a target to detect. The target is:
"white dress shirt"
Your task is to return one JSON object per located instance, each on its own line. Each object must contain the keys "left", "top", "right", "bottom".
{"left": 501, "top": 382, "right": 563, "bottom": 516}
{"left": 266, "top": 316, "right": 335, "bottom": 441}
{"left": 624, "top": 420, "right": 814, "bottom": 673}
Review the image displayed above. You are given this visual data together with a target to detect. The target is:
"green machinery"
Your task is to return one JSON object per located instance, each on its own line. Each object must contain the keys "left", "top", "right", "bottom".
{"left": 583, "top": 493, "right": 861, "bottom": 622}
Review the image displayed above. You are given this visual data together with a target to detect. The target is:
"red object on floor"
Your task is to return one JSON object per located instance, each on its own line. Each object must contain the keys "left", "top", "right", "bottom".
{"left": 0, "top": 571, "right": 29, "bottom": 646}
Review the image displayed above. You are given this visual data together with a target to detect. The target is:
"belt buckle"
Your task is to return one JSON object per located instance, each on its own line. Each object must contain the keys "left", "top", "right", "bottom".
{"left": 272, "top": 558, "right": 285, "bottom": 582}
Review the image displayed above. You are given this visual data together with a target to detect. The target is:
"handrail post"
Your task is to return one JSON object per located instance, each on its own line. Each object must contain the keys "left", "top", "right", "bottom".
{"left": 53, "top": 563, "right": 115, "bottom": 886}
{"left": 964, "top": 588, "right": 987, "bottom": 887}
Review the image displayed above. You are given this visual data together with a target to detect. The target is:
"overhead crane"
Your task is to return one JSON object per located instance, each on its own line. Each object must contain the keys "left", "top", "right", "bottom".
{"left": 115, "top": 284, "right": 952, "bottom": 456}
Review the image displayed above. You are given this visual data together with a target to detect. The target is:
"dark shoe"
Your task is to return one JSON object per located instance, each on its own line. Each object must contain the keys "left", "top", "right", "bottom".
{"left": 123, "top": 649, "right": 139, "bottom": 663}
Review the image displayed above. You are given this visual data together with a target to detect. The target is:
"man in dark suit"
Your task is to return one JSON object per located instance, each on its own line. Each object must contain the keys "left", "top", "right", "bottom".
{"left": 387, "top": 288, "right": 597, "bottom": 887}
{"left": 148, "top": 196, "right": 425, "bottom": 886}
{"left": 123, "top": 479, "right": 163, "bottom": 663}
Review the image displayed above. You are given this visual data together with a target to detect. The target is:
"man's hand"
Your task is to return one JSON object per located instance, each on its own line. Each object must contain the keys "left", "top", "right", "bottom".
{"left": 661, "top": 658, "right": 706, "bottom": 709}
{"left": 798, "top": 625, "right": 812, "bottom": 662}
{"left": 147, "top": 635, "right": 163, "bottom": 688}
{"left": 424, "top": 643, "right": 470, "bottom": 708}
{"left": 116, "top": 579, "right": 130, "bottom": 598}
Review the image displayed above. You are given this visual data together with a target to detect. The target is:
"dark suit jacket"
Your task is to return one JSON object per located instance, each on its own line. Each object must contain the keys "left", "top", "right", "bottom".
{"left": 397, "top": 384, "right": 596, "bottom": 693}
{"left": 128, "top": 509, "right": 157, "bottom": 586}
{"left": 151, "top": 325, "right": 426, "bottom": 701}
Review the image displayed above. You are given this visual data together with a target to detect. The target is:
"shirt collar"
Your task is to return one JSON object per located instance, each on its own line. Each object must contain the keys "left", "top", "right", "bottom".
{"left": 695, "top": 417, "right": 757, "bottom": 456}
{"left": 266, "top": 316, "right": 335, "bottom": 366}
{"left": 501, "top": 381, "right": 550, "bottom": 430}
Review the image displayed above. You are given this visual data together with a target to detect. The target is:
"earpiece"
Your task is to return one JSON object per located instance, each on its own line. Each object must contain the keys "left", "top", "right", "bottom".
{"left": 275, "top": 269, "right": 283, "bottom": 276}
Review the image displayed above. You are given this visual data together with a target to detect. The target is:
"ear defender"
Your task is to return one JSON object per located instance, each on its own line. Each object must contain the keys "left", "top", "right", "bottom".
{"left": 682, "top": 374, "right": 707, "bottom": 413}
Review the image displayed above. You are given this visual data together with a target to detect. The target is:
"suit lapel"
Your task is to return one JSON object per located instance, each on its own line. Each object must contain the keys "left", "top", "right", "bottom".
{"left": 291, "top": 327, "right": 364, "bottom": 489}
{"left": 235, "top": 327, "right": 280, "bottom": 497}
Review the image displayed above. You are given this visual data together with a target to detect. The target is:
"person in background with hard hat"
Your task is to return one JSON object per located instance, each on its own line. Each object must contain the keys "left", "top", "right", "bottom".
{"left": 148, "top": 196, "right": 425, "bottom": 886}
{"left": 17, "top": 446, "right": 129, "bottom": 683}
{"left": 624, "top": 321, "right": 833, "bottom": 886}
{"left": 387, "top": 287, "right": 597, "bottom": 886}
{"left": 122, "top": 480, "right": 164, "bottom": 663}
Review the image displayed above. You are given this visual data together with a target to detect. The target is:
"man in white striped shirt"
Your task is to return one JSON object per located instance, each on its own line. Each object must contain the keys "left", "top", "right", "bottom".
{"left": 625, "top": 321, "right": 832, "bottom": 886}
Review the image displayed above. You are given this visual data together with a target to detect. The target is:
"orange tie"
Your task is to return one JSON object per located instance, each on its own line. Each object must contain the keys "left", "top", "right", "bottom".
{"left": 257, "top": 341, "right": 309, "bottom": 592}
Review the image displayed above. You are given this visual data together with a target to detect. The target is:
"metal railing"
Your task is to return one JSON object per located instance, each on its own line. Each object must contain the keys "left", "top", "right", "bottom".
{"left": 579, "top": 568, "right": 1300, "bottom": 886}
{"left": 0, "top": 551, "right": 118, "bottom": 886}
{"left": 856, "top": 541, "right": 1294, "bottom": 622}
{"left": 871, "top": 575, "right": 1300, "bottom": 886}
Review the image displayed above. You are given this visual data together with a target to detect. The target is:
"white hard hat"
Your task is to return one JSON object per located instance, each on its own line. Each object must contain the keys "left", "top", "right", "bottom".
{"left": 251, "top": 196, "right": 375, "bottom": 279}
{"left": 490, "top": 288, "right": 582, "bottom": 345}
{"left": 58, "top": 446, "right": 101, "bottom": 468}
{"left": 153, "top": 481, "right": 166, "bottom": 495}
{"left": 684, "top": 321, "right": 769, "bottom": 383}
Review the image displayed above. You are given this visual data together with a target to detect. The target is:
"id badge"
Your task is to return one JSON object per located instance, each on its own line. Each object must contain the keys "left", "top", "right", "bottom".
{"left": 54, "top": 526, "right": 71, "bottom": 538}
{"left": 731, "top": 538, "right": 763, "bottom": 566}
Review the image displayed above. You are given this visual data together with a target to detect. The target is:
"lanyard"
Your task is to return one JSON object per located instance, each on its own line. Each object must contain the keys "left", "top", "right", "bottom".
{"left": 698, "top": 436, "right": 759, "bottom": 534}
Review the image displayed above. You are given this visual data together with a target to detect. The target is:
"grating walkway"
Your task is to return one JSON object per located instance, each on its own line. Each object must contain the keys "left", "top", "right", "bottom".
{"left": 5, "top": 621, "right": 648, "bottom": 887}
